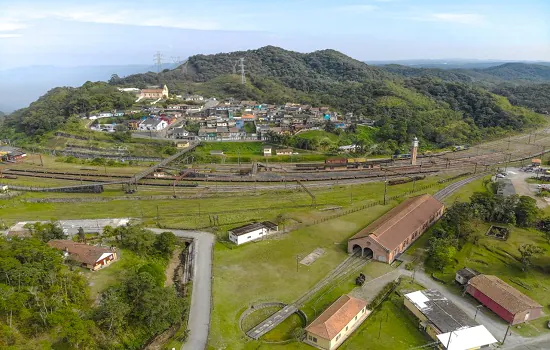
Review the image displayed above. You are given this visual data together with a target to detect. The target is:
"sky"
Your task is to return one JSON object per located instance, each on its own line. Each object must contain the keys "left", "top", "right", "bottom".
{"left": 0, "top": 0, "right": 549, "bottom": 69}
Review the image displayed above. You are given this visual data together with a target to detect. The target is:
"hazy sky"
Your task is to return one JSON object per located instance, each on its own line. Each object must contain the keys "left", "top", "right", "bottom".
{"left": 1, "top": 0, "right": 549, "bottom": 69}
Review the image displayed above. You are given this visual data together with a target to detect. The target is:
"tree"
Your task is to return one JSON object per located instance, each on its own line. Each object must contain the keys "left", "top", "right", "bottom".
{"left": 323, "top": 120, "right": 336, "bottom": 133}
{"left": 154, "top": 231, "right": 177, "bottom": 258}
{"left": 518, "top": 244, "right": 544, "bottom": 271}
{"left": 95, "top": 289, "right": 130, "bottom": 334}
{"left": 426, "top": 236, "right": 457, "bottom": 271}
{"left": 26, "top": 221, "right": 67, "bottom": 242}
{"left": 77, "top": 227, "right": 86, "bottom": 243}
{"left": 515, "top": 196, "right": 539, "bottom": 227}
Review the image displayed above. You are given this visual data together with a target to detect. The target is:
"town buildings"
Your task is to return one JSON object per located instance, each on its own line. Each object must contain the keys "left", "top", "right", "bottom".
{"left": 404, "top": 289, "right": 497, "bottom": 350}
{"left": 0, "top": 146, "right": 27, "bottom": 162}
{"left": 228, "top": 221, "right": 279, "bottom": 245}
{"left": 348, "top": 194, "right": 444, "bottom": 263}
{"left": 138, "top": 118, "right": 168, "bottom": 131}
{"left": 48, "top": 240, "right": 118, "bottom": 271}
{"left": 304, "top": 295, "right": 369, "bottom": 350}
{"left": 466, "top": 275, "right": 543, "bottom": 325}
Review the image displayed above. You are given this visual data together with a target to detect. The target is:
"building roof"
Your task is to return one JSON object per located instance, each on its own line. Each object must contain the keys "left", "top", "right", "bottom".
{"left": 48, "top": 240, "right": 113, "bottom": 266}
{"left": 141, "top": 118, "right": 165, "bottom": 127}
{"left": 467, "top": 275, "right": 542, "bottom": 314}
{"left": 349, "top": 194, "right": 444, "bottom": 251}
{"left": 405, "top": 289, "right": 478, "bottom": 333}
{"left": 496, "top": 178, "right": 516, "bottom": 197}
{"left": 436, "top": 325, "right": 498, "bottom": 350}
{"left": 276, "top": 149, "right": 293, "bottom": 153}
{"left": 261, "top": 221, "right": 278, "bottom": 230}
{"left": 305, "top": 295, "right": 368, "bottom": 340}
{"left": 229, "top": 222, "right": 266, "bottom": 236}
{"left": 141, "top": 89, "right": 163, "bottom": 93}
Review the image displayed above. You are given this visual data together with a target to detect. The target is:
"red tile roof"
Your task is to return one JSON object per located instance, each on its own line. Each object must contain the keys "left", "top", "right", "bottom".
{"left": 349, "top": 194, "right": 443, "bottom": 251}
{"left": 305, "top": 295, "right": 367, "bottom": 340}
{"left": 48, "top": 240, "right": 113, "bottom": 266}
{"left": 468, "top": 275, "right": 542, "bottom": 314}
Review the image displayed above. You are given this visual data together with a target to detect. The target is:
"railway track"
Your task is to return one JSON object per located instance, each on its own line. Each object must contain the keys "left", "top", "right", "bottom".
{"left": 433, "top": 173, "right": 487, "bottom": 201}
{"left": 246, "top": 253, "right": 370, "bottom": 340}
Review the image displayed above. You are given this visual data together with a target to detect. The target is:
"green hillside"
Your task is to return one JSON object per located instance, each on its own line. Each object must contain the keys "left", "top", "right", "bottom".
{"left": 478, "top": 63, "right": 550, "bottom": 82}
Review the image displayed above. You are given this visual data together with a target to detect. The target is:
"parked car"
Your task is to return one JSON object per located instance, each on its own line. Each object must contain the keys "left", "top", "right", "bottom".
{"left": 496, "top": 173, "right": 506, "bottom": 178}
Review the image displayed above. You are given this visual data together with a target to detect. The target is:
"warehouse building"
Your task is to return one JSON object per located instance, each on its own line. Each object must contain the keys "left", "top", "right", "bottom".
{"left": 228, "top": 221, "right": 279, "bottom": 245}
{"left": 348, "top": 194, "right": 444, "bottom": 263}
{"left": 404, "top": 289, "right": 497, "bottom": 350}
{"left": 466, "top": 275, "right": 543, "bottom": 325}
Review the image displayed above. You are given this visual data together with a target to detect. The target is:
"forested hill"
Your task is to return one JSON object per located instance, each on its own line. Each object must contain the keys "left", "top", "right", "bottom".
{"left": 477, "top": 63, "right": 550, "bottom": 82}
{"left": 3, "top": 46, "right": 548, "bottom": 148}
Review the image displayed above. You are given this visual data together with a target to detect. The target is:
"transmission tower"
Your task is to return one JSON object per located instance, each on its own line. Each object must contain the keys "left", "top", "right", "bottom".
{"left": 153, "top": 51, "right": 163, "bottom": 73}
{"left": 239, "top": 57, "right": 246, "bottom": 84}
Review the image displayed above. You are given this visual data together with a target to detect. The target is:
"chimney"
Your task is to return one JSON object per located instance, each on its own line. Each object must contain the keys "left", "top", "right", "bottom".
{"left": 411, "top": 137, "right": 419, "bottom": 165}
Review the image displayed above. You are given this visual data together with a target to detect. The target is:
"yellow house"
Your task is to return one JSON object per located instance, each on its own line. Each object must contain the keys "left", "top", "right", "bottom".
{"left": 304, "top": 295, "right": 369, "bottom": 350}
{"left": 139, "top": 84, "right": 169, "bottom": 99}
{"left": 176, "top": 141, "right": 190, "bottom": 148}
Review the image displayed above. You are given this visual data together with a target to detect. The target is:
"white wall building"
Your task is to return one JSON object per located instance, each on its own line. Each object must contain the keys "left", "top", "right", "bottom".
{"left": 228, "top": 222, "right": 278, "bottom": 245}
{"left": 139, "top": 118, "right": 168, "bottom": 131}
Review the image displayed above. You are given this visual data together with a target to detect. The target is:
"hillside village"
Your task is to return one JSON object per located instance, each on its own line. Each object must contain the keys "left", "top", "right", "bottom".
{"left": 88, "top": 84, "right": 371, "bottom": 144}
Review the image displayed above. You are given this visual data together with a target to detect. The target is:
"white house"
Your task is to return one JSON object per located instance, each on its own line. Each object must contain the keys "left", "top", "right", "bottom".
{"left": 263, "top": 146, "right": 272, "bottom": 157}
{"left": 228, "top": 221, "right": 278, "bottom": 245}
{"left": 185, "top": 95, "right": 204, "bottom": 102}
{"left": 139, "top": 118, "right": 168, "bottom": 131}
{"left": 173, "top": 127, "right": 190, "bottom": 139}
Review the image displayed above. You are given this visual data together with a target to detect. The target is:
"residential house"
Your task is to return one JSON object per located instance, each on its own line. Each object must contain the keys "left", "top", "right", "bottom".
{"left": 185, "top": 94, "right": 204, "bottom": 102}
{"left": 127, "top": 120, "right": 141, "bottom": 130}
{"left": 263, "top": 146, "right": 272, "bottom": 157}
{"left": 173, "top": 127, "right": 190, "bottom": 139}
{"left": 48, "top": 240, "right": 118, "bottom": 271}
{"left": 139, "top": 118, "right": 168, "bottom": 131}
{"left": 466, "top": 275, "right": 543, "bottom": 325}
{"left": 304, "top": 295, "right": 369, "bottom": 350}
{"left": 405, "top": 289, "right": 497, "bottom": 350}
{"left": 0, "top": 146, "right": 27, "bottom": 162}
{"left": 348, "top": 194, "right": 444, "bottom": 263}
{"left": 228, "top": 221, "right": 278, "bottom": 245}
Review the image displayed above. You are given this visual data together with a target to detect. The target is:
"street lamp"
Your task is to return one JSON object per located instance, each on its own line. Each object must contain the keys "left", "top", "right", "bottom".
{"left": 474, "top": 305, "right": 483, "bottom": 320}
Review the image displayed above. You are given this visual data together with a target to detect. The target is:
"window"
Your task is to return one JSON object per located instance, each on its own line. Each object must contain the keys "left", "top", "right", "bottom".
{"left": 355, "top": 315, "right": 357, "bottom": 321}
{"left": 336, "top": 334, "right": 341, "bottom": 341}
{"left": 362, "top": 308, "right": 365, "bottom": 313}
{"left": 312, "top": 336, "right": 317, "bottom": 343}
{"left": 247, "top": 236, "right": 251, "bottom": 239}
{"left": 346, "top": 326, "right": 348, "bottom": 331}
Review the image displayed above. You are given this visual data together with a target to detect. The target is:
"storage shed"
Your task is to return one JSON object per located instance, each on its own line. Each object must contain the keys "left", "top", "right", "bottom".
{"left": 466, "top": 275, "right": 543, "bottom": 325}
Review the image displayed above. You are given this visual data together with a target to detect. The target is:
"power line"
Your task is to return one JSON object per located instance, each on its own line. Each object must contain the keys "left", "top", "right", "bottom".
{"left": 153, "top": 51, "right": 163, "bottom": 73}
{"left": 239, "top": 57, "right": 246, "bottom": 84}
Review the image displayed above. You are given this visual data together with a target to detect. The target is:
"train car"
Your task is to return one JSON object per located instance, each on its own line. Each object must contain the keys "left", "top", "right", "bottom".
{"left": 392, "top": 153, "right": 411, "bottom": 160}
{"left": 295, "top": 163, "right": 325, "bottom": 170}
{"left": 325, "top": 157, "right": 348, "bottom": 169}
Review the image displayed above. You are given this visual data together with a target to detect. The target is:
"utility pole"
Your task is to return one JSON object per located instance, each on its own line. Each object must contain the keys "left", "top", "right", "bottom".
{"left": 446, "top": 330, "right": 454, "bottom": 350}
{"left": 383, "top": 169, "right": 388, "bottom": 205}
{"left": 474, "top": 305, "right": 483, "bottom": 320}
{"left": 502, "top": 323, "right": 512, "bottom": 344}
{"left": 156, "top": 205, "right": 160, "bottom": 227}
{"left": 154, "top": 51, "right": 163, "bottom": 73}
{"left": 239, "top": 58, "right": 246, "bottom": 85}
{"left": 296, "top": 255, "right": 300, "bottom": 272}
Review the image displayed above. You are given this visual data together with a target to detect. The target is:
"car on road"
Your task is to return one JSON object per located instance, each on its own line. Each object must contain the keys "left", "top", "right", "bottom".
{"left": 496, "top": 173, "right": 506, "bottom": 178}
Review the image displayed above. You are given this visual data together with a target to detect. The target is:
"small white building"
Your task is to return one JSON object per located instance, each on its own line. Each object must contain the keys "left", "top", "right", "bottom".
{"left": 139, "top": 118, "right": 168, "bottom": 131}
{"left": 228, "top": 221, "right": 278, "bottom": 245}
{"left": 263, "top": 146, "right": 272, "bottom": 157}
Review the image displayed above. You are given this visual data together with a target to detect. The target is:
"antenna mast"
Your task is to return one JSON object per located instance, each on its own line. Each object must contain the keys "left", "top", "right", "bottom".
{"left": 154, "top": 51, "right": 163, "bottom": 73}
{"left": 239, "top": 57, "right": 246, "bottom": 85}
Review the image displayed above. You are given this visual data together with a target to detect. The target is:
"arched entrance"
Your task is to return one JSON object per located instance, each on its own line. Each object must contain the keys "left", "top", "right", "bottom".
{"left": 352, "top": 244, "right": 363, "bottom": 255}
{"left": 363, "top": 247, "right": 374, "bottom": 259}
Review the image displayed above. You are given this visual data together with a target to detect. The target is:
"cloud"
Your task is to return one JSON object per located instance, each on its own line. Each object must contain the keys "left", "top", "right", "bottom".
{"left": 1, "top": 4, "right": 224, "bottom": 31}
{"left": 0, "top": 34, "right": 22, "bottom": 38}
{"left": 431, "top": 13, "right": 484, "bottom": 24}
{"left": 337, "top": 5, "right": 378, "bottom": 13}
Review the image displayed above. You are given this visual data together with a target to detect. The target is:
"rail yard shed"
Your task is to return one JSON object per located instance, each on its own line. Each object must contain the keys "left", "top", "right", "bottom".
{"left": 348, "top": 194, "right": 444, "bottom": 263}
{"left": 228, "top": 221, "right": 279, "bottom": 245}
{"left": 404, "top": 289, "right": 497, "bottom": 350}
{"left": 466, "top": 275, "right": 543, "bottom": 325}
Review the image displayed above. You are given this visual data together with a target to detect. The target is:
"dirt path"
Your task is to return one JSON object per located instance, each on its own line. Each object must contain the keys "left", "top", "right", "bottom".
{"left": 165, "top": 248, "right": 182, "bottom": 287}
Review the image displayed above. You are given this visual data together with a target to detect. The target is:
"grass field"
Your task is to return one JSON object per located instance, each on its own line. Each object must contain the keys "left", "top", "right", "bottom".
{"left": 295, "top": 130, "right": 339, "bottom": 142}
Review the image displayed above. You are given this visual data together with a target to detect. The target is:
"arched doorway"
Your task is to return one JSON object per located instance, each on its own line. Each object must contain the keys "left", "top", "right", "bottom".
{"left": 352, "top": 244, "right": 363, "bottom": 255}
{"left": 363, "top": 247, "right": 374, "bottom": 259}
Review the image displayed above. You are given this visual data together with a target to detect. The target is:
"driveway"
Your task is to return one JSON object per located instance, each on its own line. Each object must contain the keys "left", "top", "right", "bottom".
{"left": 150, "top": 228, "right": 214, "bottom": 350}
{"left": 407, "top": 269, "right": 550, "bottom": 349}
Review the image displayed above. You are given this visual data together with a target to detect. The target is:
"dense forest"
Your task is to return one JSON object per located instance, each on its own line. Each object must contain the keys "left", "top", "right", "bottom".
{"left": 492, "top": 84, "right": 550, "bottom": 113}
{"left": 2, "top": 46, "right": 549, "bottom": 150}
{"left": 0, "top": 225, "right": 186, "bottom": 349}
{"left": 1, "top": 82, "right": 135, "bottom": 140}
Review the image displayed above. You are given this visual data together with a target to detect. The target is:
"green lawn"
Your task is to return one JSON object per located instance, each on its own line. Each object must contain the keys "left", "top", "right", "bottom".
{"left": 295, "top": 130, "right": 339, "bottom": 142}
{"left": 342, "top": 279, "right": 429, "bottom": 350}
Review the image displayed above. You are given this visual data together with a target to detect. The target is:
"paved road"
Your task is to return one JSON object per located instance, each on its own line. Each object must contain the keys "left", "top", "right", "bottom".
{"left": 150, "top": 228, "right": 214, "bottom": 350}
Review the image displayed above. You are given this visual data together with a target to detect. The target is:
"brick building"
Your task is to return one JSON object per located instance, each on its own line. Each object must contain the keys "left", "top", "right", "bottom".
{"left": 348, "top": 194, "right": 444, "bottom": 263}
{"left": 466, "top": 275, "right": 543, "bottom": 325}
